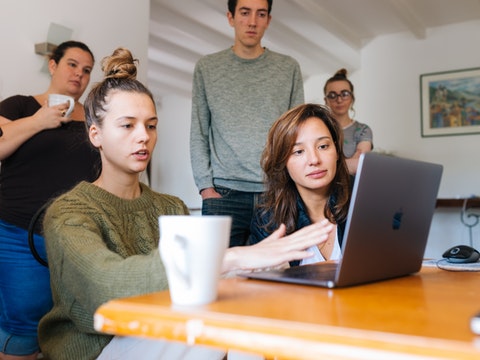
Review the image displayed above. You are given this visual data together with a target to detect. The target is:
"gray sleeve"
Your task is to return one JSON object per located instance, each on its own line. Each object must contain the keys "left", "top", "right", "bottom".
{"left": 290, "top": 60, "right": 305, "bottom": 107}
{"left": 190, "top": 61, "right": 213, "bottom": 192}
{"left": 356, "top": 122, "right": 373, "bottom": 144}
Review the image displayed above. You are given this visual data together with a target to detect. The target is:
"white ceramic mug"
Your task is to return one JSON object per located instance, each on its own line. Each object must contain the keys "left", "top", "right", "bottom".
{"left": 48, "top": 94, "right": 75, "bottom": 117}
{"left": 159, "top": 215, "right": 231, "bottom": 306}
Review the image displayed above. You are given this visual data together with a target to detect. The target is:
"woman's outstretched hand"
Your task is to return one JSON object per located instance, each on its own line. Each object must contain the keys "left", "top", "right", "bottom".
{"left": 222, "top": 220, "right": 334, "bottom": 276}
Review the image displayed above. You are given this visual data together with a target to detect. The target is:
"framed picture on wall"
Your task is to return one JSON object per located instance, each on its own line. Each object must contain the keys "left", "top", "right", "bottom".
{"left": 420, "top": 67, "right": 480, "bottom": 137}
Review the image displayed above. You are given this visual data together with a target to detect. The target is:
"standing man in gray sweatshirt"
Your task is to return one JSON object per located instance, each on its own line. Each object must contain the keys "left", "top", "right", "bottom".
{"left": 190, "top": 0, "right": 304, "bottom": 247}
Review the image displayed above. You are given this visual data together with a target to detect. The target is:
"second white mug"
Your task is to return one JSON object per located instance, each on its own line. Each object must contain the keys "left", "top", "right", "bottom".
{"left": 48, "top": 94, "right": 75, "bottom": 117}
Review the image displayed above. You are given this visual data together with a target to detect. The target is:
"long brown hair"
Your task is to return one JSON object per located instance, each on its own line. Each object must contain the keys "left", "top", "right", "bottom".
{"left": 259, "top": 103, "right": 351, "bottom": 234}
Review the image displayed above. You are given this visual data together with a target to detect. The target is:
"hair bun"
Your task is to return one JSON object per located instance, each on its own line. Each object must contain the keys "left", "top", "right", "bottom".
{"left": 334, "top": 68, "right": 348, "bottom": 79}
{"left": 101, "top": 47, "right": 138, "bottom": 80}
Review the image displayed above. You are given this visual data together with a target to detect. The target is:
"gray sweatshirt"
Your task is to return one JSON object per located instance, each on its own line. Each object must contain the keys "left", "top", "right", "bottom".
{"left": 190, "top": 48, "right": 304, "bottom": 193}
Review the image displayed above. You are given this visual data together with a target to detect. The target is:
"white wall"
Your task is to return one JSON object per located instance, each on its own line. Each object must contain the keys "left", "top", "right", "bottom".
{"left": 0, "top": 0, "right": 150, "bottom": 102}
{"left": 304, "top": 20, "right": 480, "bottom": 199}
{"left": 154, "top": 20, "right": 480, "bottom": 258}
{"left": 301, "top": 21, "right": 480, "bottom": 258}
{"left": 151, "top": 95, "right": 200, "bottom": 210}
{"left": 360, "top": 20, "right": 480, "bottom": 257}
{"left": 360, "top": 20, "right": 480, "bottom": 198}
{"left": 2, "top": 2, "right": 477, "bottom": 257}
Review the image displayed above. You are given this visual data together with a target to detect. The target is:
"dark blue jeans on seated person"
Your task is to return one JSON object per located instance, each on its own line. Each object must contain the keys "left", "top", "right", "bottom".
{"left": 202, "top": 186, "right": 262, "bottom": 248}
{"left": 0, "top": 219, "right": 52, "bottom": 355}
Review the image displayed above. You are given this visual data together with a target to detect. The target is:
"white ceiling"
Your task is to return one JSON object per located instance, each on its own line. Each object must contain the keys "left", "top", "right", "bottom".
{"left": 148, "top": 0, "right": 480, "bottom": 99}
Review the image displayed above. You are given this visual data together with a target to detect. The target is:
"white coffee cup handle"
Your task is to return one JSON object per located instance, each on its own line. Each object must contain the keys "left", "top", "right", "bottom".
{"left": 65, "top": 97, "right": 75, "bottom": 117}
{"left": 170, "top": 234, "right": 191, "bottom": 289}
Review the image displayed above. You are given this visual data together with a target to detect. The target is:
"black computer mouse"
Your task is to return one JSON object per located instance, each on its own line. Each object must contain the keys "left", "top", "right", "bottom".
{"left": 442, "top": 245, "right": 480, "bottom": 263}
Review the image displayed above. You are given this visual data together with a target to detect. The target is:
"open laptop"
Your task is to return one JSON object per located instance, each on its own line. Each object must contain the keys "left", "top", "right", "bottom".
{"left": 245, "top": 152, "right": 443, "bottom": 288}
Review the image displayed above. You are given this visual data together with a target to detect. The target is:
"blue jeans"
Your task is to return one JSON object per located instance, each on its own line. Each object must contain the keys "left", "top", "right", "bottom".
{"left": 0, "top": 219, "right": 52, "bottom": 355}
{"left": 202, "top": 186, "right": 261, "bottom": 247}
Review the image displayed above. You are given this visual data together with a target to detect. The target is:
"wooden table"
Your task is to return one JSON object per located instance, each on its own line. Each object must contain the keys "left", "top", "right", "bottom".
{"left": 94, "top": 267, "right": 480, "bottom": 359}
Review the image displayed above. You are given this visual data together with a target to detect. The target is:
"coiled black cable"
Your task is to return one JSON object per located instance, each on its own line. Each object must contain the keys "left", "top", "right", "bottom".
{"left": 27, "top": 202, "right": 50, "bottom": 267}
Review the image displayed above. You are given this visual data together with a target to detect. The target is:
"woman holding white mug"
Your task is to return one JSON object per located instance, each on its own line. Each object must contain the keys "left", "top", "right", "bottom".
{"left": 0, "top": 41, "right": 100, "bottom": 360}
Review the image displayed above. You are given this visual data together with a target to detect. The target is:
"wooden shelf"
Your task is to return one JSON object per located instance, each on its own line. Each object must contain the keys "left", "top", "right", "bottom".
{"left": 436, "top": 198, "right": 480, "bottom": 208}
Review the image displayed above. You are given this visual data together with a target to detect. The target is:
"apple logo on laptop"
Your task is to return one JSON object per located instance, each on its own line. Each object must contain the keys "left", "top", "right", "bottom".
{"left": 392, "top": 209, "right": 403, "bottom": 230}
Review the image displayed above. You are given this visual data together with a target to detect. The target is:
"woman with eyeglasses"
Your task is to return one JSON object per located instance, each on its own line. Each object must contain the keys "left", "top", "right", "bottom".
{"left": 324, "top": 68, "right": 373, "bottom": 174}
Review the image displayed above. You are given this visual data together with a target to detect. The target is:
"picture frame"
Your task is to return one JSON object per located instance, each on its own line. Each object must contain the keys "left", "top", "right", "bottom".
{"left": 420, "top": 67, "right": 480, "bottom": 137}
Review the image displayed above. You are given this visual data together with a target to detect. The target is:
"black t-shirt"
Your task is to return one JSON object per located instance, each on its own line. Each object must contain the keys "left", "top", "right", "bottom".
{"left": 0, "top": 95, "right": 101, "bottom": 232}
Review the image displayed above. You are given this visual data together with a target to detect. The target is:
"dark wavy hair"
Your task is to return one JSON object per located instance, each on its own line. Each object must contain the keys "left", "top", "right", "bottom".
{"left": 49, "top": 40, "right": 94, "bottom": 64}
{"left": 259, "top": 103, "right": 351, "bottom": 234}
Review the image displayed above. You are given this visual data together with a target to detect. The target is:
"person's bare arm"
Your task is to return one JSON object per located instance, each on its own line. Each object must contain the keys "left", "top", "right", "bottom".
{"left": 0, "top": 103, "right": 69, "bottom": 160}
{"left": 222, "top": 220, "right": 334, "bottom": 275}
{"left": 0, "top": 116, "right": 11, "bottom": 125}
{"left": 346, "top": 141, "right": 372, "bottom": 174}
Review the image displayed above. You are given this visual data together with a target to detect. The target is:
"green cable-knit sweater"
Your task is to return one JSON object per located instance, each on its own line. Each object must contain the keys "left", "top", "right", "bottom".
{"left": 38, "top": 181, "right": 189, "bottom": 360}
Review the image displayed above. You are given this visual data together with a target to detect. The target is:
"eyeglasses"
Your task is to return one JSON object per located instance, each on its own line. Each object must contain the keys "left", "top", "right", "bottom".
{"left": 325, "top": 90, "right": 352, "bottom": 101}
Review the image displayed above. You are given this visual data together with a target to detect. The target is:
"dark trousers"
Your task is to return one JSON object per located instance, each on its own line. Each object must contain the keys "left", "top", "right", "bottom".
{"left": 202, "top": 186, "right": 261, "bottom": 247}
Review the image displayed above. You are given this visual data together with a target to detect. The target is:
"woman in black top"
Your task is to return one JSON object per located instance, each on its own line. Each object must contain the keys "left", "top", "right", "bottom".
{"left": 0, "top": 40, "right": 100, "bottom": 360}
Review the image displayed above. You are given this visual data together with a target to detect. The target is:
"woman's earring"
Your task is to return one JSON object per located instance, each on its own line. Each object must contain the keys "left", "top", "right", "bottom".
{"left": 349, "top": 107, "right": 356, "bottom": 119}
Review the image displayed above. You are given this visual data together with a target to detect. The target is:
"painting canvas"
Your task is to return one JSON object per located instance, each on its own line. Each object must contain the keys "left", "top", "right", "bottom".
{"left": 420, "top": 67, "right": 480, "bottom": 137}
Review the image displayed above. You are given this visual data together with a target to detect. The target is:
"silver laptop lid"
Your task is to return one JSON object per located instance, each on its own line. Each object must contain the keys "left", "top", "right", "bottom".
{"left": 334, "top": 152, "right": 443, "bottom": 287}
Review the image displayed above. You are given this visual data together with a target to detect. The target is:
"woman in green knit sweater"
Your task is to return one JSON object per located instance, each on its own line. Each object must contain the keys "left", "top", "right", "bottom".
{"left": 38, "top": 47, "right": 334, "bottom": 360}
